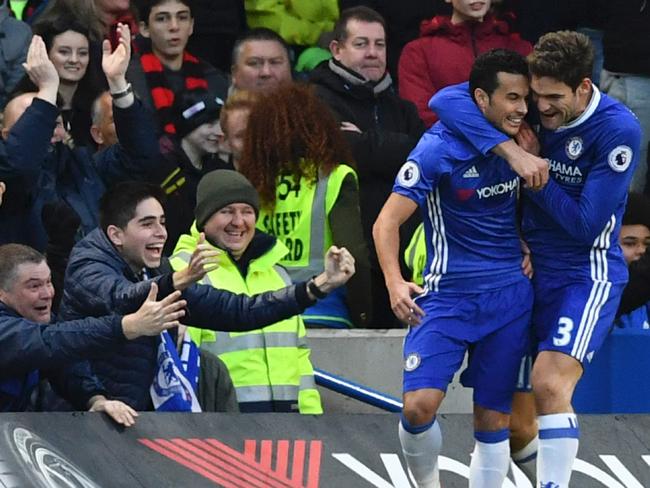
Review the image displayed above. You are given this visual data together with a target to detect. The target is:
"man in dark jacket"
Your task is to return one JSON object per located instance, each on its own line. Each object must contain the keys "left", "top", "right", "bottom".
{"left": 0, "top": 25, "right": 159, "bottom": 251}
{"left": 59, "top": 181, "right": 355, "bottom": 410}
{"left": 0, "top": 243, "right": 185, "bottom": 425}
{"left": 309, "top": 6, "right": 424, "bottom": 327}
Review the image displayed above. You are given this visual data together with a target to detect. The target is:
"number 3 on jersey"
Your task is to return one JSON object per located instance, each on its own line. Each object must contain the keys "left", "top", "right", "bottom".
{"left": 553, "top": 316, "right": 574, "bottom": 346}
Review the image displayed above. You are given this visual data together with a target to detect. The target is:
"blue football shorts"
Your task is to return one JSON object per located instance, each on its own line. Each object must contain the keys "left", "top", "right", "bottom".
{"left": 532, "top": 274, "right": 625, "bottom": 364}
{"left": 403, "top": 277, "right": 533, "bottom": 413}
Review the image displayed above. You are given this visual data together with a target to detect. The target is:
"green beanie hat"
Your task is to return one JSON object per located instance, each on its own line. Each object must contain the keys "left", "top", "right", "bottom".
{"left": 195, "top": 170, "right": 260, "bottom": 231}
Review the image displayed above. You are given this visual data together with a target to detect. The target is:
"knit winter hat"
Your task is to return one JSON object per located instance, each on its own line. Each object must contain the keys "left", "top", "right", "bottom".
{"left": 195, "top": 170, "right": 260, "bottom": 230}
{"left": 173, "top": 89, "right": 224, "bottom": 139}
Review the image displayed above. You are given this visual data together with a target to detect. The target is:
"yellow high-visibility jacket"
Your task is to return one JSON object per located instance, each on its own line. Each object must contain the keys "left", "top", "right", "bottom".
{"left": 170, "top": 225, "right": 322, "bottom": 414}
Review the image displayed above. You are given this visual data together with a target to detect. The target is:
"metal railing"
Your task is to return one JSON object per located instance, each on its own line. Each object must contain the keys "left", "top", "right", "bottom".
{"left": 314, "top": 368, "right": 403, "bottom": 413}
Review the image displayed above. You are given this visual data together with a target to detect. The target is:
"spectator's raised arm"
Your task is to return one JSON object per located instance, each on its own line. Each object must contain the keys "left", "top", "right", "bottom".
{"left": 22, "top": 35, "right": 59, "bottom": 106}
{"left": 96, "top": 23, "right": 161, "bottom": 183}
{"left": 102, "top": 23, "right": 133, "bottom": 109}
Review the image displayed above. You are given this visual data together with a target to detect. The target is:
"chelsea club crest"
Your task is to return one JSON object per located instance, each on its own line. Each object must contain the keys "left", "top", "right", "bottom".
{"left": 404, "top": 352, "right": 421, "bottom": 372}
{"left": 565, "top": 136, "right": 583, "bottom": 160}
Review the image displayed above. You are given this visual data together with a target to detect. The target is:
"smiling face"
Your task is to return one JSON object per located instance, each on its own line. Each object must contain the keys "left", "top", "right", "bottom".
{"left": 620, "top": 224, "right": 650, "bottom": 265}
{"left": 448, "top": 0, "right": 491, "bottom": 24}
{"left": 48, "top": 30, "right": 90, "bottom": 84}
{"left": 531, "top": 75, "right": 591, "bottom": 130}
{"left": 203, "top": 203, "right": 256, "bottom": 259}
{"left": 183, "top": 119, "right": 220, "bottom": 156}
{"left": 331, "top": 19, "right": 386, "bottom": 82}
{"left": 140, "top": 0, "right": 193, "bottom": 66}
{"left": 0, "top": 261, "right": 54, "bottom": 324}
{"left": 107, "top": 197, "right": 167, "bottom": 271}
{"left": 477, "top": 71, "right": 529, "bottom": 137}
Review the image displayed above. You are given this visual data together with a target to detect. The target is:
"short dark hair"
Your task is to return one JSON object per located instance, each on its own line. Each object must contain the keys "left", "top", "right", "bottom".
{"left": 623, "top": 193, "right": 650, "bottom": 229}
{"left": 469, "top": 49, "right": 529, "bottom": 100}
{"left": 0, "top": 244, "right": 46, "bottom": 291}
{"left": 231, "top": 27, "right": 290, "bottom": 67}
{"left": 332, "top": 6, "right": 386, "bottom": 43}
{"left": 99, "top": 181, "right": 165, "bottom": 231}
{"left": 135, "top": 0, "right": 191, "bottom": 25}
{"left": 528, "top": 30, "right": 594, "bottom": 91}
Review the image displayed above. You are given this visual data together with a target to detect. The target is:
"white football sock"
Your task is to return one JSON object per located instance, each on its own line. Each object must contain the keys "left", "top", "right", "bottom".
{"left": 537, "top": 413, "right": 579, "bottom": 488}
{"left": 399, "top": 417, "right": 442, "bottom": 488}
{"left": 469, "top": 429, "right": 510, "bottom": 488}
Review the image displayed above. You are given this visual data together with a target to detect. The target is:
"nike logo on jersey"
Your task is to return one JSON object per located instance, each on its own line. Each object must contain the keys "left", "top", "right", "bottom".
{"left": 462, "top": 166, "right": 480, "bottom": 178}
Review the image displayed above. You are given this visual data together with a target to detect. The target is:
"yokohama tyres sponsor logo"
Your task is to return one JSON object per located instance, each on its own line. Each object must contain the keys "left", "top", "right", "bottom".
{"left": 476, "top": 177, "right": 519, "bottom": 200}
{"left": 548, "top": 159, "right": 583, "bottom": 177}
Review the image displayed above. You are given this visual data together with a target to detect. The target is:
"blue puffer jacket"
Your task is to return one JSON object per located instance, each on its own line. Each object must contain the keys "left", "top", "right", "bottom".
{"left": 0, "top": 97, "right": 159, "bottom": 250}
{"left": 59, "top": 229, "right": 314, "bottom": 410}
{"left": 0, "top": 302, "right": 124, "bottom": 411}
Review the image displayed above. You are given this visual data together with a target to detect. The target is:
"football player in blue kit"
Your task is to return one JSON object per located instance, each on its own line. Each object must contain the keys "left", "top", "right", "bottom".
{"left": 374, "top": 49, "right": 534, "bottom": 488}
{"left": 429, "top": 31, "right": 642, "bottom": 488}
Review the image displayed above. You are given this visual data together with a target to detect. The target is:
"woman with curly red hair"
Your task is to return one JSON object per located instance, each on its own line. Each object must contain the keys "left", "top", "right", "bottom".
{"left": 239, "top": 82, "right": 372, "bottom": 327}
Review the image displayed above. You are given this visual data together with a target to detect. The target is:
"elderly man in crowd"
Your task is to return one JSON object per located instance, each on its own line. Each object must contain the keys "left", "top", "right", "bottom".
{"left": 0, "top": 243, "right": 185, "bottom": 425}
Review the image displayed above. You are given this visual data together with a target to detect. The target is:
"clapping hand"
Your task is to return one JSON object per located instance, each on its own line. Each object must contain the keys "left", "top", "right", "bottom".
{"left": 102, "top": 23, "right": 131, "bottom": 83}
{"left": 22, "top": 35, "right": 59, "bottom": 104}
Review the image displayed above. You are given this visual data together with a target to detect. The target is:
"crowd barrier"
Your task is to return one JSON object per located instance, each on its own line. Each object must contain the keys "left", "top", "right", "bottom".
{"left": 1, "top": 412, "right": 649, "bottom": 487}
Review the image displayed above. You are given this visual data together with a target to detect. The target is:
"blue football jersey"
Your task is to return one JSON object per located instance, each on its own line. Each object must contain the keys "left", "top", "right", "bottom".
{"left": 430, "top": 83, "right": 642, "bottom": 284}
{"left": 393, "top": 123, "right": 524, "bottom": 294}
